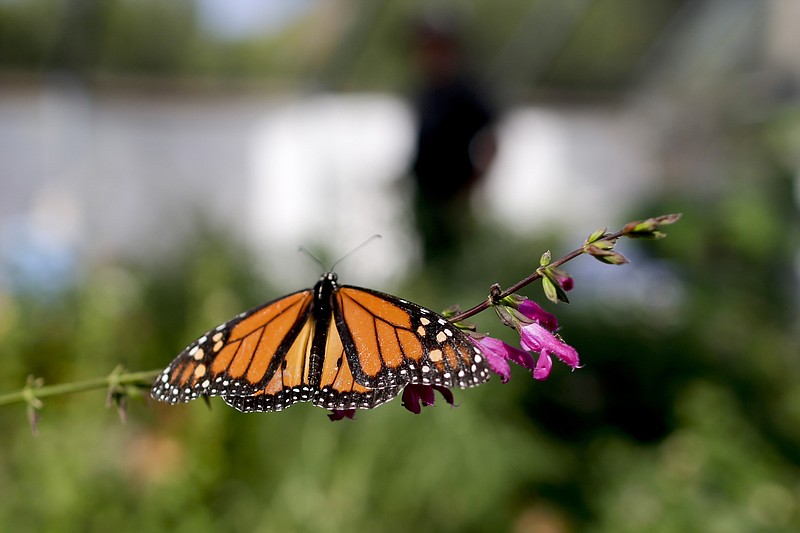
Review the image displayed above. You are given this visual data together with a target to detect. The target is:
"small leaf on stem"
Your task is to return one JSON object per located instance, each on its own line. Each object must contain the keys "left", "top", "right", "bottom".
{"left": 494, "top": 304, "right": 518, "bottom": 329}
{"left": 542, "top": 273, "right": 570, "bottom": 303}
{"left": 586, "top": 227, "right": 608, "bottom": 244}
{"left": 542, "top": 276, "right": 558, "bottom": 303}
{"left": 585, "top": 245, "right": 629, "bottom": 265}
{"left": 622, "top": 213, "right": 682, "bottom": 238}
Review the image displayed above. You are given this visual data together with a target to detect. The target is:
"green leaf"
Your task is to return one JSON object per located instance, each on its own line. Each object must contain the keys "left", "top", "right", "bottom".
{"left": 542, "top": 276, "right": 558, "bottom": 303}
{"left": 586, "top": 227, "right": 607, "bottom": 244}
{"left": 622, "top": 213, "right": 682, "bottom": 238}
{"left": 594, "top": 250, "right": 629, "bottom": 265}
{"left": 542, "top": 276, "right": 569, "bottom": 303}
{"left": 540, "top": 250, "right": 552, "bottom": 266}
{"left": 584, "top": 238, "right": 617, "bottom": 252}
{"left": 494, "top": 304, "right": 517, "bottom": 329}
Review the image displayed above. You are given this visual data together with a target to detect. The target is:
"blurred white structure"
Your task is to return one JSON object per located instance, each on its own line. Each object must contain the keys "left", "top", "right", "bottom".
{"left": 0, "top": 84, "right": 659, "bottom": 289}
{"left": 1, "top": 0, "right": 797, "bottom": 292}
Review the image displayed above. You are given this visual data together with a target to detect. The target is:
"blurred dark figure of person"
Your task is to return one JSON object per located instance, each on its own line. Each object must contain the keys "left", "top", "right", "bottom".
{"left": 409, "top": 13, "right": 497, "bottom": 267}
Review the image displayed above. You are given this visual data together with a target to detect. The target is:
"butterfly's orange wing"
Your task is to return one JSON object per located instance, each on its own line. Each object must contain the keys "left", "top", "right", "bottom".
{"left": 151, "top": 289, "right": 314, "bottom": 404}
{"left": 334, "top": 286, "right": 490, "bottom": 390}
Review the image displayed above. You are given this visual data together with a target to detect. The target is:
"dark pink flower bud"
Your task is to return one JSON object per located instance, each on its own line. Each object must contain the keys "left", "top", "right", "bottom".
{"left": 401, "top": 384, "right": 455, "bottom": 414}
{"left": 328, "top": 409, "right": 357, "bottom": 421}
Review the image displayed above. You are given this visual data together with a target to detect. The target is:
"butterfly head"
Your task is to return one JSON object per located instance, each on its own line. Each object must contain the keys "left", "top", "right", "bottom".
{"left": 314, "top": 271, "right": 339, "bottom": 300}
{"left": 321, "top": 271, "right": 338, "bottom": 283}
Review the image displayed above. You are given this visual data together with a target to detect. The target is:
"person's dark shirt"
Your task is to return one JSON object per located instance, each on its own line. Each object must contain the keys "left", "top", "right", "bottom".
{"left": 411, "top": 78, "right": 494, "bottom": 203}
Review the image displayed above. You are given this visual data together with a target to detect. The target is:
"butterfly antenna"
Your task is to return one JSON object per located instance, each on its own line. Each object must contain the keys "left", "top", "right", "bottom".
{"left": 330, "top": 234, "right": 382, "bottom": 272}
{"left": 298, "top": 246, "right": 326, "bottom": 271}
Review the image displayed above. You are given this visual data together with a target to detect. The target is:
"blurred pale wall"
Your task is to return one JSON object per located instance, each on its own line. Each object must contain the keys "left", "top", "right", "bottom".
{"left": 1, "top": 0, "right": 798, "bottom": 290}
{"left": 0, "top": 83, "right": 656, "bottom": 288}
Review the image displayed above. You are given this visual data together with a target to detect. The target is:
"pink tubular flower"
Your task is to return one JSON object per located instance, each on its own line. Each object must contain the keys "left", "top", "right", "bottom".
{"left": 402, "top": 384, "right": 455, "bottom": 414}
{"left": 534, "top": 351, "right": 553, "bottom": 380}
{"left": 473, "top": 336, "right": 536, "bottom": 382}
{"left": 519, "top": 321, "right": 580, "bottom": 373}
{"left": 486, "top": 295, "right": 581, "bottom": 381}
{"left": 516, "top": 299, "right": 559, "bottom": 331}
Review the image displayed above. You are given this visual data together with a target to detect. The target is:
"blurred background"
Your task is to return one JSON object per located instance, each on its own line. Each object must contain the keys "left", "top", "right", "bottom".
{"left": 1, "top": 0, "right": 799, "bottom": 531}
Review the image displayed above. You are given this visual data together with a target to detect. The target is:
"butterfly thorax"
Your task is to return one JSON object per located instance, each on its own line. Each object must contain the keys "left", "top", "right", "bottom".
{"left": 307, "top": 272, "right": 339, "bottom": 383}
{"left": 313, "top": 272, "right": 338, "bottom": 320}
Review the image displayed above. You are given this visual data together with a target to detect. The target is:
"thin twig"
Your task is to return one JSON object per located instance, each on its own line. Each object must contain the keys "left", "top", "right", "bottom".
{"left": 450, "top": 229, "right": 626, "bottom": 323}
{"left": 0, "top": 369, "right": 161, "bottom": 408}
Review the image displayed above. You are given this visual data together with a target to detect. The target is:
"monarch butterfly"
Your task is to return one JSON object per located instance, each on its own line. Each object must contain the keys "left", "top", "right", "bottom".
{"left": 151, "top": 272, "right": 490, "bottom": 413}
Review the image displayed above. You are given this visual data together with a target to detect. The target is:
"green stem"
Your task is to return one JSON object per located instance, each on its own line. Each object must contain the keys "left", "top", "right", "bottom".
{"left": 0, "top": 369, "right": 161, "bottom": 407}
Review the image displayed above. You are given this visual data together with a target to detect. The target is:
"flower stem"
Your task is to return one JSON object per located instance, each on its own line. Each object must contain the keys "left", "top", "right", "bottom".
{"left": 450, "top": 229, "right": 626, "bottom": 324}
{"left": 0, "top": 369, "right": 161, "bottom": 408}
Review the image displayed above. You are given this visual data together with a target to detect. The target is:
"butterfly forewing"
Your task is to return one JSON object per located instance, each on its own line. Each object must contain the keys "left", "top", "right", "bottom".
{"left": 334, "top": 286, "right": 491, "bottom": 390}
{"left": 151, "top": 289, "right": 313, "bottom": 404}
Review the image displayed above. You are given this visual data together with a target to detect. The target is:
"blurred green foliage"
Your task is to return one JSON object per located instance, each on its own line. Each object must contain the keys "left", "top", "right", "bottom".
{"left": 0, "top": 0, "right": 688, "bottom": 92}
{"left": 1, "top": 2, "right": 799, "bottom": 531}
{"left": 2, "top": 157, "right": 799, "bottom": 532}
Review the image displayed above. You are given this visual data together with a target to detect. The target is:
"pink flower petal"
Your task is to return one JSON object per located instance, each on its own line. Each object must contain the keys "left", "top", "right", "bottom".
{"left": 486, "top": 352, "right": 512, "bottom": 382}
{"left": 402, "top": 385, "right": 423, "bottom": 414}
{"left": 474, "top": 336, "right": 536, "bottom": 381}
{"left": 534, "top": 353, "right": 552, "bottom": 380}
{"left": 402, "top": 384, "right": 451, "bottom": 414}
{"left": 519, "top": 322, "right": 580, "bottom": 369}
{"left": 517, "top": 299, "right": 559, "bottom": 331}
{"left": 328, "top": 409, "right": 357, "bottom": 421}
{"left": 474, "top": 337, "right": 512, "bottom": 382}
{"left": 503, "top": 344, "right": 537, "bottom": 372}
{"left": 433, "top": 385, "right": 455, "bottom": 407}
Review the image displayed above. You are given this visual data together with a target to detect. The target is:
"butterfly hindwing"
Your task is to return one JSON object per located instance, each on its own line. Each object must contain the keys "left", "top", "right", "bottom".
{"left": 334, "top": 286, "right": 491, "bottom": 390}
{"left": 151, "top": 289, "right": 313, "bottom": 404}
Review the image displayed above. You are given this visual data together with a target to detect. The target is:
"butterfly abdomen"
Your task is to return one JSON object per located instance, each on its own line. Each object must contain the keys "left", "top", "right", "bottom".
{"left": 306, "top": 272, "right": 339, "bottom": 387}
